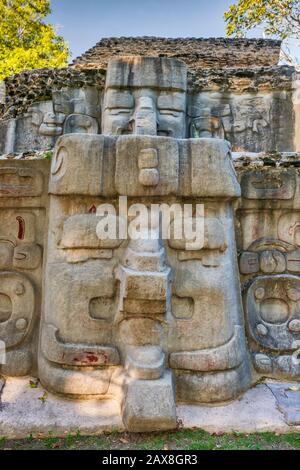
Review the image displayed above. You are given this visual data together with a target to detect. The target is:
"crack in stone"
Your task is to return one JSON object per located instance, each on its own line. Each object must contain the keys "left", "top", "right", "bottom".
{"left": 0, "top": 376, "right": 6, "bottom": 412}
{"left": 266, "top": 382, "right": 300, "bottom": 426}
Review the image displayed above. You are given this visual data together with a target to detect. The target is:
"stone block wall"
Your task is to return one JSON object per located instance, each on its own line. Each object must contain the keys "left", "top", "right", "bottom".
{"left": 72, "top": 37, "right": 281, "bottom": 70}
{"left": 188, "top": 66, "right": 297, "bottom": 152}
{"left": 1, "top": 67, "right": 299, "bottom": 155}
{"left": 0, "top": 159, "right": 49, "bottom": 377}
{"left": 0, "top": 42, "right": 299, "bottom": 432}
{"left": 235, "top": 153, "right": 300, "bottom": 381}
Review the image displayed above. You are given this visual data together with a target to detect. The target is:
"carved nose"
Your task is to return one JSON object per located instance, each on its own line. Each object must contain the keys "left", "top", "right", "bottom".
{"left": 132, "top": 96, "right": 157, "bottom": 135}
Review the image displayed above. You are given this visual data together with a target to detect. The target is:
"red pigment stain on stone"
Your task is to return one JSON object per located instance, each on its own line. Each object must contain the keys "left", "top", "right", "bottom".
{"left": 73, "top": 352, "right": 108, "bottom": 365}
{"left": 89, "top": 205, "right": 97, "bottom": 214}
{"left": 16, "top": 216, "right": 25, "bottom": 240}
{"left": 84, "top": 353, "right": 99, "bottom": 363}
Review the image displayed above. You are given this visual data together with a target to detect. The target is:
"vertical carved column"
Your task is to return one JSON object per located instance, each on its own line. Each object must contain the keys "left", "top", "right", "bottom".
{"left": 237, "top": 165, "right": 300, "bottom": 380}
{"left": 116, "top": 223, "right": 176, "bottom": 431}
{"left": 0, "top": 160, "right": 48, "bottom": 377}
{"left": 167, "top": 139, "right": 252, "bottom": 402}
{"left": 113, "top": 134, "right": 180, "bottom": 431}
{"left": 102, "top": 57, "right": 187, "bottom": 429}
{"left": 39, "top": 134, "right": 122, "bottom": 397}
{"left": 39, "top": 56, "right": 252, "bottom": 432}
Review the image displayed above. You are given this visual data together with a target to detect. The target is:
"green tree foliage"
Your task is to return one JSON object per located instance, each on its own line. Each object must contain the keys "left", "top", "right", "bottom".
{"left": 225, "top": 0, "right": 300, "bottom": 39}
{"left": 0, "top": 0, "right": 69, "bottom": 79}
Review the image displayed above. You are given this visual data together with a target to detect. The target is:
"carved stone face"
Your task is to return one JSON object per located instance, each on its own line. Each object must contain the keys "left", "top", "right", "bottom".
{"left": 103, "top": 57, "right": 187, "bottom": 138}
{"left": 64, "top": 114, "right": 99, "bottom": 134}
{"left": 245, "top": 275, "right": 300, "bottom": 352}
{"left": 103, "top": 89, "right": 186, "bottom": 137}
{"left": 39, "top": 111, "right": 65, "bottom": 137}
{"left": 189, "top": 92, "right": 275, "bottom": 152}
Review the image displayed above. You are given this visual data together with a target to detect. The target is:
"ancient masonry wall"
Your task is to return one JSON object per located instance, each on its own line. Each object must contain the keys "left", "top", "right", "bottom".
{"left": 0, "top": 40, "right": 299, "bottom": 433}
{"left": 0, "top": 68, "right": 106, "bottom": 120}
{"left": 72, "top": 37, "right": 281, "bottom": 70}
{"left": 1, "top": 64, "right": 299, "bottom": 155}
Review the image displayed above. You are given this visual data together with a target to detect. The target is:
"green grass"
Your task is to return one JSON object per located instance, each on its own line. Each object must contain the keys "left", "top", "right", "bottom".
{"left": 42, "top": 150, "right": 53, "bottom": 160}
{"left": 0, "top": 430, "right": 299, "bottom": 450}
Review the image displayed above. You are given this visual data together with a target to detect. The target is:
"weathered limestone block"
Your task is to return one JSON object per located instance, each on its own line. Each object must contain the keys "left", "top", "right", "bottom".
{"left": 169, "top": 326, "right": 245, "bottom": 372}
{"left": 103, "top": 57, "right": 187, "bottom": 138}
{"left": 40, "top": 131, "right": 251, "bottom": 428}
{"left": 237, "top": 164, "right": 300, "bottom": 381}
{"left": 40, "top": 270, "right": 121, "bottom": 395}
{"left": 60, "top": 214, "right": 122, "bottom": 250}
{"left": 39, "top": 110, "right": 65, "bottom": 137}
{"left": 6, "top": 51, "right": 300, "bottom": 432}
{"left": 241, "top": 169, "right": 296, "bottom": 201}
{"left": 122, "top": 371, "right": 177, "bottom": 433}
{"left": 53, "top": 87, "right": 102, "bottom": 136}
{"left": 0, "top": 85, "right": 102, "bottom": 156}
{"left": 64, "top": 114, "right": 99, "bottom": 134}
{"left": 0, "top": 166, "right": 44, "bottom": 198}
{"left": 165, "top": 140, "right": 250, "bottom": 403}
{"left": 293, "top": 74, "right": 300, "bottom": 153}
{"left": 169, "top": 214, "right": 227, "bottom": 255}
{"left": 110, "top": 175, "right": 177, "bottom": 429}
{"left": 0, "top": 41, "right": 299, "bottom": 433}
{"left": 123, "top": 346, "right": 165, "bottom": 380}
{"left": 2, "top": 40, "right": 300, "bottom": 156}
{"left": 53, "top": 87, "right": 101, "bottom": 118}
{"left": 189, "top": 91, "right": 294, "bottom": 152}
{"left": 73, "top": 37, "right": 282, "bottom": 70}
{"left": 179, "top": 138, "right": 241, "bottom": 198}
{"left": 37, "top": 56, "right": 252, "bottom": 431}
{"left": 39, "top": 195, "right": 122, "bottom": 397}
{"left": 0, "top": 271, "right": 34, "bottom": 341}
{"left": 49, "top": 134, "right": 116, "bottom": 196}
{"left": 0, "top": 119, "right": 16, "bottom": 155}
{"left": 13, "top": 101, "right": 59, "bottom": 154}
{"left": 174, "top": 363, "right": 251, "bottom": 404}
{"left": 0, "top": 159, "right": 49, "bottom": 377}
{"left": 246, "top": 275, "right": 300, "bottom": 348}
{"left": 115, "top": 136, "right": 179, "bottom": 196}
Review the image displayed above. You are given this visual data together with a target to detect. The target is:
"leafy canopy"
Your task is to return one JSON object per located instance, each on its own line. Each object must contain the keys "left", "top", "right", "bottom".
{"left": 0, "top": 0, "right": 69, "bottom": 79}
{"left": 225, "top": 0, "right": 300, "bottom": 39}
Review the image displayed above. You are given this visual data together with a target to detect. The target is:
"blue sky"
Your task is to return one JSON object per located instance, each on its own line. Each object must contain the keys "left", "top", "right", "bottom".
{"left": 49, "top": 0, "right": 236, "bottom": 60}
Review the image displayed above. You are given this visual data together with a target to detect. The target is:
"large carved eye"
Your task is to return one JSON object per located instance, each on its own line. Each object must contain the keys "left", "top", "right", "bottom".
{"left": 260, "top": 298, "right": 289, "bottom": 324}
{"left": 157, "top": 92, "right": 185, "bottom": 113}
{"left": 158, "top": 110, "right": 182, "bottom": 117}
{"left": 108, "top": 108, "right": 132, "bottom": 115}
{"left": 104, "top": 90, "right": 134, "bottom": 111}
{"left": 0, "top": 293, "right": 12, "bottom": 322}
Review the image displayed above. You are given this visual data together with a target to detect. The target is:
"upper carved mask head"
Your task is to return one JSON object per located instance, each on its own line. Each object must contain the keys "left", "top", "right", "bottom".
{"left": 103, "top": 57, "right": 187, "bottom": 138}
